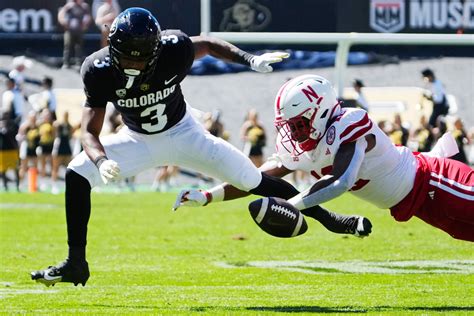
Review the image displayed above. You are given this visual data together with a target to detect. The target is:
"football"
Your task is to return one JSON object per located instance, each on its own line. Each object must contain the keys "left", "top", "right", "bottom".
{"left": 248, "top": 197, "right": 308, "bottom": 238}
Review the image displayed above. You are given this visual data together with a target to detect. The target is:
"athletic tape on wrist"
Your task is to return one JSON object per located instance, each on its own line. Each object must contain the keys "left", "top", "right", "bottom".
{"left": 208, "top": 185, "right": 225, "bottom": 203}
{"left": 93, "top": 155, "right": 108, "bottom": 168}
{"left": 203, "top": 191, "right": 212, "bottom": 206}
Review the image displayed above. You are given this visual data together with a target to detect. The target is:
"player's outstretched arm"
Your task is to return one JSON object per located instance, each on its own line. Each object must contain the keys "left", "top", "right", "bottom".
{"left": 172, "top": 162, "right": 291, "bottom": 211}
{"left": 288, "top": 138, "right": 367, "bottom": 210}
{"left": 191, "top": 35, "right": 289, "bottom": 73}
{"left": 172, "top": 161, "right": 372, "bottom": 237}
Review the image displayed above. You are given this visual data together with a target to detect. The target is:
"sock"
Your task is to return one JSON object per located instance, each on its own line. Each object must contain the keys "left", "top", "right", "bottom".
{"left": 68, "top": 246, "right": 86, "bottom": 262}
{"left": 65, "top": 169, "right": 91, "bottom": 261}
{"left": 249, "top": 172, "right": 299, "bottom": 199}
{"left": 301, "top": 205, "right": 357, "bottom": 234}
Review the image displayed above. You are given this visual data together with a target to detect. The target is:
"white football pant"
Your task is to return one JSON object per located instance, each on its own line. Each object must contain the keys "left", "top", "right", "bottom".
{"left": 68, "top": 111, "right": 262, "bottom": 190}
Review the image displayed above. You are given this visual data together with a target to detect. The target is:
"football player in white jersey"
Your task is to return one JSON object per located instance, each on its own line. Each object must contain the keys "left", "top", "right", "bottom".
{"left": 175, "top": 74, "right": 474, "bottom": 242}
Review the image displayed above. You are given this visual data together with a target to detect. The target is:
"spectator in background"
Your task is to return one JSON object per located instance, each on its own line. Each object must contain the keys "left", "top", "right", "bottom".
{"left": 58, "top": 0, "right": 92, "bottom": 69}
{"left": 413, "top": 115, "right": 434, "bottom": 152}
{"left": 1, "top": 78, "right": 24, "bottom": 126}
{"left": 52, "top": 111, "right": 78, "bottom": 194}
{"left": 8, "top": 56, "right": 34, "bottom": 91}
{"left": 204, "top": 110, "right": 226, "bottom": 139}
{"left": 421, "top": 68, "right": 449, "bottom": 128}
{"left": 451, "top": 117, "right": 470, "bottom": 164}
{"left": 18, "top": 112, "right": 40, "bottom": 183}
{"left": 37, "top": 109, "right": 56, "bottom": 191}
{"left": 388, "top": 113, "right": 409, "bottom": 146}
{"left": 0, "top": 114, "right": 20, "bottom": 191}
{"left": 95, "top": 0, "right": 120, "bottom": 48}
{"left": 432, "top": 116, "right": 448, "bottom": 144}
{"left": 353, "top": 79, "right": 369, "bottom": 112}
{"left": 28, "top": 77, "right": 57, "bottom": 120}
{"left": 151, "top": 165, "right": 179, "bottom": 192}
{"left": 240, "top": 109, "right": 266, "bottom": 167}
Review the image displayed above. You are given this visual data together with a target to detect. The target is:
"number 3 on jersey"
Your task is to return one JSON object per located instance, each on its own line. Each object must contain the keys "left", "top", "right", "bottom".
{"left": 141, "top": 103, "right": 167, "bottom": 133}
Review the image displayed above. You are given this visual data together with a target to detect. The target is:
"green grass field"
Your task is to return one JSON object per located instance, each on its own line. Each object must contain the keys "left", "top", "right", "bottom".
{"left": 1, "top": 192, "right": 473, "bottom": 315}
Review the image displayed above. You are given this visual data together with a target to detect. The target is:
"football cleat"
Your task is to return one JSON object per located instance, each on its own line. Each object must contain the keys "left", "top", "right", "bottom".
{"left": 31, "top": 259, "right": 90, "bottom": 287}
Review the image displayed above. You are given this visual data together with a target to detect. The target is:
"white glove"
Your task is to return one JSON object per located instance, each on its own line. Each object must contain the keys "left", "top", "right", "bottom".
{"left": 250, "top": 52, "right": 290, "bottom": 73}
{"left": 423, "top": 132, "right": 459, "bottom": 158}
{"left": 98, "top": 159, "right": 121, "bottom": 184}
{"left": 172, "top": 189, "right": 209, "bottom": 211}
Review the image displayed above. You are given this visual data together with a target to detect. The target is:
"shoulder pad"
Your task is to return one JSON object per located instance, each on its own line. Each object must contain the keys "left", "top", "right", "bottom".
{"left": 335, "top": 108, "right": 373, "bottom": 145}
{"left": 161, "top": 29, "right": 189, "bottom": 45}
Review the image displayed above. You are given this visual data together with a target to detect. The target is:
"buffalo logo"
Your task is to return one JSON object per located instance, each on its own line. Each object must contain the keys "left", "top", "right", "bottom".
{"left": 370, "top": 0, "right": 405, "bottom": 33}
{"left": 109, "top": 18, "right": 118, "bottom": 36}
{"left": 219, "top": 0, "right": 271, "bottom": 32}
{"left": 115, "top": 89, "right": 126, "bottom": 98}
{"left": 326, "top": 126, "right": 336, "bottom": 145}
{"left": 140, "top": 84, "right": 150, "bottom": 91}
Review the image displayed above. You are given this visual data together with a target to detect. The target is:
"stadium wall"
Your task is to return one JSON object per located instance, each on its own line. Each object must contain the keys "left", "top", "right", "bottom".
{"left": 0, "top": 0, "right": 473, "bottom": 57}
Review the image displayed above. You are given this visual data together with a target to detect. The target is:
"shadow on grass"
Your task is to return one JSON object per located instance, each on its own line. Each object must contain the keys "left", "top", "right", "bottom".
{"left": 246, "top": 306, "right": 365, "bottom": 313}
{"left": 244, "top": 305, "right": 474, "bottom": 313}
{"left": 91, "top": 304, "right": 474, "bottom": 313}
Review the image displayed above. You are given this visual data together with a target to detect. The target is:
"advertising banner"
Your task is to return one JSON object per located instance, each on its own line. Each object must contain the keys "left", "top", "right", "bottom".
{"left": 338, "top": 0, "right": 474, "bottom": 34}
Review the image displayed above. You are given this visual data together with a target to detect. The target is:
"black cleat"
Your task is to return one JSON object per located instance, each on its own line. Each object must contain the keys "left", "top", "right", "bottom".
{"left": 31, "top": 259, "right": 90, "bottom": 287}
{"left": 344, "top": 216, "right": 372, "bottom": 238}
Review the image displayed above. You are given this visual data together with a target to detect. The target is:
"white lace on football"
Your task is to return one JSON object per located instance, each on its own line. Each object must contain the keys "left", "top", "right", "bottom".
{"left": 271, "top": 204, "right": 296, "bottom": 220}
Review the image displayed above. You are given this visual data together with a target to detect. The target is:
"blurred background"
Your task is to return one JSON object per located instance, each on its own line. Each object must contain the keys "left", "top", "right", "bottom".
{"left": 0, "top": 0, "right": 473, "bottom": 193}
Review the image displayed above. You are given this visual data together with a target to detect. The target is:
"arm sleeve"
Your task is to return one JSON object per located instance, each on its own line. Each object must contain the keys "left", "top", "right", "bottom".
{"left": 289, "top": 138, "right": 367, "bottom": 210}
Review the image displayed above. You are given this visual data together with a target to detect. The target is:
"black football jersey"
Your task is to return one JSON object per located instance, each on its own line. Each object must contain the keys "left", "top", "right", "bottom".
{"left": 81, "top": 30, "right": 195, "bottom": 134}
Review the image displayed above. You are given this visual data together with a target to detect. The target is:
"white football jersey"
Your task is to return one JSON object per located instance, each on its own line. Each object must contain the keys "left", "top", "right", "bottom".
{"left": 275, "top": 108, "right": 417, "bottom": 209}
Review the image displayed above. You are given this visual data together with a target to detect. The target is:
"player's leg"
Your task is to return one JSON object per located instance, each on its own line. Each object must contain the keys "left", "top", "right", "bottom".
{"left": 415, "top": 156, "right": 474, "bottom": 241}
{"left": 168, "top": 114, "right": 283, "bottom": 192}
{"left": 169, "top": 115, "right": 371, "bottom": 236}
{"left": 31, "top": 128, "right": 157, "bottom": 286}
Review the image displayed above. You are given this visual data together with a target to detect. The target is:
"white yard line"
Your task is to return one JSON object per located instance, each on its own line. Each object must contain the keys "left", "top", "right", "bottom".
{"left": 0, "top": 203, "right": 60, "bottom": 210}
{"left": 215, "top": 260, "right": 474, "bottom": 274}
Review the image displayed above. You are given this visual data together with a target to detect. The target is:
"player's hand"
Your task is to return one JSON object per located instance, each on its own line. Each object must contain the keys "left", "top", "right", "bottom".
{"left": 172, "top": 189, "right": 209, "bottom": 211}
{"left": 98, "top": 159, "right": 121, "bottom": 184}
{"left": 250, "top": 52, "right": 290, "bottom": 73}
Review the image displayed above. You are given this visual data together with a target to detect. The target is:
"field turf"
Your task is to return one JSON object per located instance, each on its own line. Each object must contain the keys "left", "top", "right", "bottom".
{"left": 1, "top": 192, "right": 473, "bottom": 315}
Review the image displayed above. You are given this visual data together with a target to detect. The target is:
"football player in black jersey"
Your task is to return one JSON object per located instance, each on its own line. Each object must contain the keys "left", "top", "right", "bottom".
{"left": 30, "top": 7, "right": 297, "bottom": 287}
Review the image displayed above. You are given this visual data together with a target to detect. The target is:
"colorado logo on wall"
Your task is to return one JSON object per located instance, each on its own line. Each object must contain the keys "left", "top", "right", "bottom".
{"left": 370, "top": 0, "right": 405, "bottom": 33}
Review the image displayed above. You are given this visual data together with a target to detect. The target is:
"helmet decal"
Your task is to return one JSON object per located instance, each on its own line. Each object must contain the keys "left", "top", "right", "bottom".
{"left": 301, "top": 85, "right": 323, "bottom": 105}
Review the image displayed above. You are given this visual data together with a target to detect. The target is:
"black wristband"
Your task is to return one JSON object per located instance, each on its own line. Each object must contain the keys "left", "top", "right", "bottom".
{"left": 93, "top": 155, "right": 108, "bottom": 168}
{"left": 236, "top": 50, "right": 255, "bottom": 66}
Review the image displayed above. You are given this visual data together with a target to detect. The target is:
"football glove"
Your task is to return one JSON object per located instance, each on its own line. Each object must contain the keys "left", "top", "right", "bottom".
{"left": 98, "top": 159, "right": 120, "bottom": 184}
{"left": 250, "top": 52, "right": 290, "bottom": 73}
{"left": 172, "top": 189, "right": 210, "bottom": 211}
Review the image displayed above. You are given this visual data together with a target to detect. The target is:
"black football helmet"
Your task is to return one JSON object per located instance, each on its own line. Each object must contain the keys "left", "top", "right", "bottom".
{"left": 108, "top": 7, "right": 162, "bottom": 88}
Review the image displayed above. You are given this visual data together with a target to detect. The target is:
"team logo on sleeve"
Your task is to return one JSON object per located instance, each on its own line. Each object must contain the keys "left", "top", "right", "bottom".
{"left": 326, "top": 126, "right": 336, "bottom": 145}
{"left": 116, "top": 89, "right": 127, "bottom": 98}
